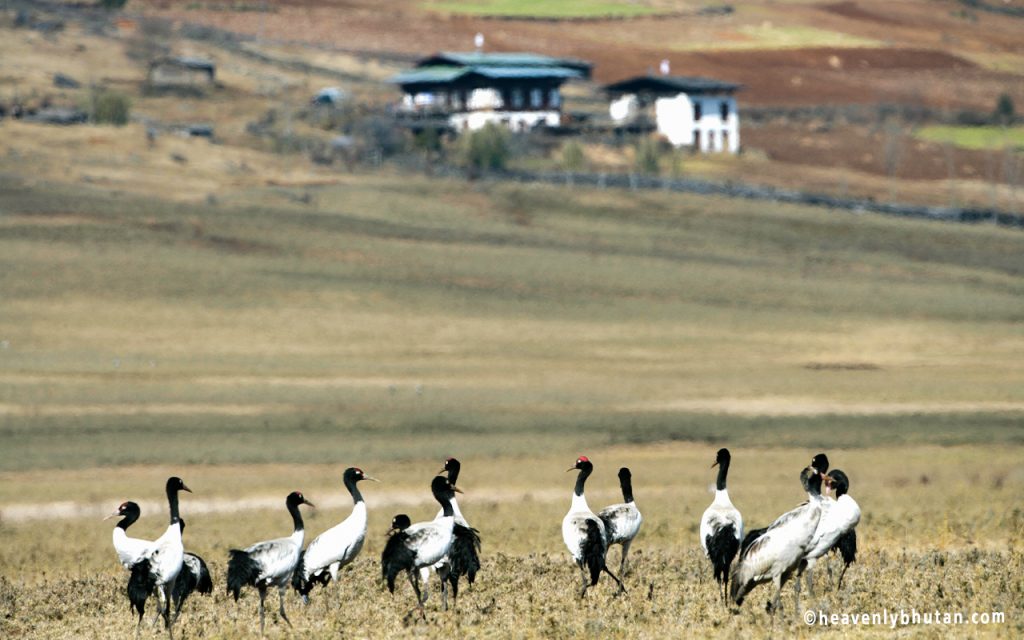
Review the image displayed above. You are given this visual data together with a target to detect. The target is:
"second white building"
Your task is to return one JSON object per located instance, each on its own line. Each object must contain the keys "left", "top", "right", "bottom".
{"left": 605, "top": 74, "right": 742, "bottom": 153}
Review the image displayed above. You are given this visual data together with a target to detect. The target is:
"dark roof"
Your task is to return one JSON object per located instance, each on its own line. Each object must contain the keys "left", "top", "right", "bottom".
{"left": 392, "top": 64, "right": 582, "bottom": 87}
{"left": 416, "top": 51, "right": 592, "bottom": 78}
{"left": 391, "top": 51, "right": 592, "bottom": 89}
{"left": 604, "top": 75, "right": 741, "bottom": 95}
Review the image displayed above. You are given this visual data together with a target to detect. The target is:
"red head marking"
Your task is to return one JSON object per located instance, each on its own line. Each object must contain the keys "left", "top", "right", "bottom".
{"left": 578, "top": 456, "right": 589, "bottom": 463}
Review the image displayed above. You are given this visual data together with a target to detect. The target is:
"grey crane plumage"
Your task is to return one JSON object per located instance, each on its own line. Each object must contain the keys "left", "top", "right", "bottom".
{"left": 598, "top": 467, "right": 642, "bottom": 578}
{"left": 227, "top": 491, "right": 314, "bottom": 635}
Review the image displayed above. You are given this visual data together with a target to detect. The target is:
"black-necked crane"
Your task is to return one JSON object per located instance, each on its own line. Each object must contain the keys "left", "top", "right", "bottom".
{"left": 700, "top": 448, "right": 743, "bottom": 602}
{"left": 381, "top": 476, "right": 460, "bottom": 618}
{"left": 106, "top": 501, "right": 151, "bottom": 570}
{"left": 730, "top": 466, "right": 826, "bottom": 616}
{"left": 802, "top": 469, "right": 860, "bottom": 592}
{"left": 598, "top": 467, "right": 643, "bottom": 577}
{"left": 126, "top": 477, "right": 191, "bottom": 639}
{"left": 562, "top": 456, "right": 624, "bottom": 598}
{"left": 227, "top": 491, "right": 314, "bottom": 635}
{"left": 171, "top": 519, "right": 212, "bottom": 622}
{"left": 421, "top": 457, "right": 481, "bottom": 610}
{"left": 741, "top": 452, "right": 830, "bottom": 556}
{"left": 293, "top": 467, "right": 378, "bottom": 603}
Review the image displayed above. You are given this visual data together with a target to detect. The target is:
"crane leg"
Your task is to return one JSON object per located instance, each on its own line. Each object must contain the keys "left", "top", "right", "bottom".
{"left": 620, "top": 540, "right": 632, "bottom": 577}
{"left": 164, "top": 578, "right": 178, "bottom": 632}
{"left": 603, "top": 565, "right": 626, "bottom": 595}
{"left": 257, "top": 585, "right": 267, "bottom": 635}
{"left": 407, "top": 571, "right": 426, "bottom": 620}
{"left": 278, "top": 585, "right": 291, "bottom": 627}
{"left": 837, "top": 562, "right": 849, "bottom": 591}
{"left": 418, "top": 566, "right": 431, "bottom": 604}
{"left": 449, "top": 573, "right": 459, "bottom": 608}
{"left": 768, "top": 575, "right": 783, "bottom": 615}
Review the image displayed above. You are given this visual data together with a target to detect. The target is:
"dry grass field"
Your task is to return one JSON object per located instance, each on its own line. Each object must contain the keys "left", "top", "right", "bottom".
{"left": 1, "top": 2, "right": 1024, "bottom": 637}
{"left": 1, "top": 167, "right": 1023, "bottom": 637}
{"left": 2, "top": 445, "right": 1023, "bottom": 639}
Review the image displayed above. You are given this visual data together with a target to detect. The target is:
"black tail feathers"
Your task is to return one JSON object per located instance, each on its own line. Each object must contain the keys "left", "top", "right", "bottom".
{"left": 450, "top": 524, "right": 482, "bottom": 582}
{"left": 226, "top": 549, "right": 260, "bottom": 601}
{"left": 195, "top": 557, "right": 213, "bottom": 595}
{"left": 833, "top": 529, "right": 857, "bottom": 566}
{"left": 381, "top": 531, "right": 415, "bottom": 594}
{"left": 581, "top": 520, "right": 606, "bottom": 587}
{"left": 707, "top": 525, "right": 740, "bottom": 585}
{"left": 127, "top": 559, "right": 156, "bottom": 620}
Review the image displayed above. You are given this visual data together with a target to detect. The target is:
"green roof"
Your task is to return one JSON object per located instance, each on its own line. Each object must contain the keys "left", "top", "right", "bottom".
{"left": 391, "top": 55, "right": 587, "bottom": 87}
{"left": 390, "top": 66, "right": 465, "bottom": 85}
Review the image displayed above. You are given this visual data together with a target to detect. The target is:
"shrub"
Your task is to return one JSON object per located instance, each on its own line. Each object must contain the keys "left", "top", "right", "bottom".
{"left": 351, "top": 115, "right": 407, "bottom": 159}
{"left": 413, "top": 127, "right": 442, "bottom": 153}
{"left": 461, "top": 123, "right": 510, "bottom": 173}
{"left": 101, "top": 0, "right": 129, "bottom": 9}
{"left": 90, "top": 88, "right": 131, "bottom": 125}
{"left": 995, "top": 93, "right": 1015, "bottom": 125}
{"left": 635, "top": 137, "right": 660, "bottom": 175}
{"left": 561, "top": 140, "right": 585, "bottom": 171}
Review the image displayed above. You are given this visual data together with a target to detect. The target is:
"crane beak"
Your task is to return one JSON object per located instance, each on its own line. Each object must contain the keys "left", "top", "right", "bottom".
{"left": 364, "top": 475, "right": 381, "bottom": 483}
{"left": 103, "top": 510, "right": 119, "bottom": 521}
{"left": 452, "top": 485, "right": 464, "bottom": 494}
{"left": 437, "top": 467, "right": 447, "bottom": 474}
{"left": 566, "top": 466, "right": 577, "bottom": 472}
{"left": 304, "top": 499, "right": 316, "bottom": 508}
{"left": 711, "top": 461, "right": 719, "bottom": 468}
{"left": 181, "top": 483, "right": 193, "bottom": 493}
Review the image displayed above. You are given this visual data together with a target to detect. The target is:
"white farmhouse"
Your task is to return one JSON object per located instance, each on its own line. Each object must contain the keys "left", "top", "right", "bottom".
{"left": 605, "top": 74, "right": 742, "bottom": 152}
{"left": 391, "top": 52, "right": 591, "bottom": 133}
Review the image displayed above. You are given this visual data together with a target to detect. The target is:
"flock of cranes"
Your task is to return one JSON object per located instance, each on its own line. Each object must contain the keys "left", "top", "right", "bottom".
{"left": 109, "top": 452, "right": 859, "bottom": 636}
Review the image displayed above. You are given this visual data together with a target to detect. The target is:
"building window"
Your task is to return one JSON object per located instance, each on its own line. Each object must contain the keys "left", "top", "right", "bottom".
{"left": 512, "top": 88, "right": 524, "bottom": 109}
{"left": 720, "top": 101, "right": 729, "bottom": 119}
{"left": 530, "top": 88, "right": 543, "bottom": 108}
{"left": 549, "top": 88, "right": 561, "bottom": 108}
{"left": 694, "top": 102, "right": 703, "bottom": 121}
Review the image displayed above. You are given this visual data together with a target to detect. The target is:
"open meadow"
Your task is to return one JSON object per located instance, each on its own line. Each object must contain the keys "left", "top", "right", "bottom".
{"left": 2, "top": 0, "right": 1024, "bottom": 636}
{"left": 1, "top": 167, "right": 1023, "bottom": 637}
